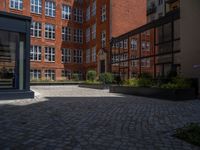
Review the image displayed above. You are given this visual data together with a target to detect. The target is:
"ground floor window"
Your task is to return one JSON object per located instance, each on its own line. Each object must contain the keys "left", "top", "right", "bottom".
{"left": 73, "top": 71, "right": 82, "bottom": 80}
{"left": 62, "top": 70, "right": 71, "bottom": 80}
{"left": 30, "top": 69, "right": 41, "bottom": 80}
{"left": 44, "top": 70, "right": 55, "bottom": 81}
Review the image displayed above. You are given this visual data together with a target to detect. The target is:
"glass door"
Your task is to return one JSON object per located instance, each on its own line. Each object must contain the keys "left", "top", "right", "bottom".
{"left": 0, "top": 30, "right": 18, "bottom": 89}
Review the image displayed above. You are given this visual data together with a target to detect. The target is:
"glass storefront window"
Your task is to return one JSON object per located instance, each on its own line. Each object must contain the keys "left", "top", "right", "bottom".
{"left": 0, "top": 30, "right": 25, "bottom": 89}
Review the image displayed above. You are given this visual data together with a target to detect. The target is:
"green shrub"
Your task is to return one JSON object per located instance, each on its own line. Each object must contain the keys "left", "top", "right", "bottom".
{"left": 86, "top": 70, "right": 97, "bottom": 82}
{"left": 113, "top": 75, "right": 122, "bottom": 85}
{"left": 137, "top": 78, "right": 153, "bottom": 87}
{"left": 140, "top": 72, "right": 152, "bottom": 79}
{"left": 123, "top": 78, "right": 139, "bottom": 87}
{"left": 84, "top": 80, "right": 100, "bottom": 84}
{"left": 99, "top": 73, "right": 114, "bottom": 84}
{"left": 175, "top": 123, "right": 200, "bottom": 146}
{"left": 161, "top": 76, "right": 191, "bottom": 89}
{"left": 72, "top": 73, "right": 79, "bottom": 81}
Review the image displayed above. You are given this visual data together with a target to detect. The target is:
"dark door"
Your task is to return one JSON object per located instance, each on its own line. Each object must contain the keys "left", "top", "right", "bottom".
{"left": 100, "top": 60, "right": 105, "bottom": 73}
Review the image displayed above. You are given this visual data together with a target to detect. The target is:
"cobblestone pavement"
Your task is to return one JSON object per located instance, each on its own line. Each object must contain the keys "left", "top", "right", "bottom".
{"left": 0, "top": 86, "right": 200, "bottom": 150}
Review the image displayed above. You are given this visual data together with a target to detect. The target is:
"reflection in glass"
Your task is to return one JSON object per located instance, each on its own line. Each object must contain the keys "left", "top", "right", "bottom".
{"left": 0, "top": 30, "right": 18, "bottom": 88}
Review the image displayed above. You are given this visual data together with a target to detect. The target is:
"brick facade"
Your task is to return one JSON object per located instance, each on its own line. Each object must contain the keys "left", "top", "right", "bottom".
{"left": 0, "top": 0, "right": 146, "bottom": 81}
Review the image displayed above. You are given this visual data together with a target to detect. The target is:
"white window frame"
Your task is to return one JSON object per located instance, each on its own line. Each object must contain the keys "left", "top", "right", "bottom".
{"left": 62, "top": 70, "right": 71, "bottom": 80}
{"left": 74, "top": 29, "right": 83, "bottom": 43}
{"left": 74, "top": 8, "right": 83, "bottom": 23}
{"left": 74, "top": 49, "right": 82, "bottom": 64}
{"left": 91, "top": 0, "right": 96, "bottom": 16}
{"left": 86, "top": 27, "right": 90, "bottom": 43}
{"left": 101, "top": 30, "right": 106, "bottom": 48}
{"left": 62, "top": 27, "right": 71, "bottom": 41}
{"left": 31, "top": 0, "right": 42, "bottom": 14}
{"left": 45, "top": 70, "right": 55, "bottom": 80}
{"left": 45, "top": 1, "right": 56, "bottom": 17}
{"left": 62, "top": 48, "right": 71, "bottom": 63}
{"left": 45, "top": 24, "right": 55, "bottom": 40}
{"left": 101, "top": 4, "right": 106, "bottom": 22}
{"left": 31, "top": 21, "right": 42, "bottom": 38}
{"left": 131, "top": 39, "right": 137, "bottom": 50}
{"left": 45, "top": 47, "right": 55, "bottom": 62}
{"left": 10, "top": 0, "right": 23, "bottom": 10}
{"left": 86, "top": 6, "right": 90, "bottom": 21}
{"left": 30, "top": 45, "right": 41, "bottom": 61}
{"left": 92, "top": 23, "right": 96, "bottom": 40}
{"left": 62, "top": 5, "right": 71, "bottom": 20}
{"left": 30, "top": 69, "right": 41, "bottom": 80}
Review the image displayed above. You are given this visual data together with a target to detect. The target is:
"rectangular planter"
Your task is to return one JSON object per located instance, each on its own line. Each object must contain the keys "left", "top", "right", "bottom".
{"left": 79, "top": 83, "right": 109, "bottom": 89}
{"left": 110, "top": 86, "right": 196, "bottom": 100}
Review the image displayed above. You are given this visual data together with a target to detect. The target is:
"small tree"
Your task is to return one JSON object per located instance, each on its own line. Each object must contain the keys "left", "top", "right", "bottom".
{"left": 86, "top": 70, "right": 97, "bottom": 82}
{"left": 99, "top": 73, "right": 114, "bottom": 84}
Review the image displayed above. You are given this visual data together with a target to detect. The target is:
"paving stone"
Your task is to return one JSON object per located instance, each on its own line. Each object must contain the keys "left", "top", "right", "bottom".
{"left": 0, "top": 85, "right": 199, "bottom": 150}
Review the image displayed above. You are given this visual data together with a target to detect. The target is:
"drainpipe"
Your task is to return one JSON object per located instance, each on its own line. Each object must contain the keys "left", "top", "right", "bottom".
{"left": 4, "top": 0, "right": 6, "bottom": 11}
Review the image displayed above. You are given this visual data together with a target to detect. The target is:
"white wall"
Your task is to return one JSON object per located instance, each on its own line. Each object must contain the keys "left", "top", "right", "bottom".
{"left": 180, "top": 0, "right": 200, "bottom": 94}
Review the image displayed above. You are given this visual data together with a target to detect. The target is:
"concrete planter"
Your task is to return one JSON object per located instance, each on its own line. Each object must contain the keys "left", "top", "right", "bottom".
{"left": 79, "top": 83, "right": 109, "bottom": 89}
{"left": 110, "top": 86, "right": 196, "bottom": 100}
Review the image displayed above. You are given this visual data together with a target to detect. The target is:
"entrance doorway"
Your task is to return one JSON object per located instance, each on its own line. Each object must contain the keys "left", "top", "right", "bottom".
{"left": 100, "top": 60, "right": 105, "bottom": 73}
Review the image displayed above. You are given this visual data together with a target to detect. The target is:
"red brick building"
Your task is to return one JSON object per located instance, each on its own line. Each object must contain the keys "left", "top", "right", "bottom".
{"left": 111, "top": 0, "right": 181, "bottom": 79}
{"left": 0, "top": 0, "right": 146, "bottom": 81}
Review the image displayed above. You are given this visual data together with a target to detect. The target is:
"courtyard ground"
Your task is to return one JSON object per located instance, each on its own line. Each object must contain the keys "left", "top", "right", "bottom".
{"left": 0, "top": 85, "right": 200, "bottom": 150}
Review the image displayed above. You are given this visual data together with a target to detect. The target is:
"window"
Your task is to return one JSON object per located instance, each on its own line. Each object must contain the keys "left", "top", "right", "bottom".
{"left": 131, "top": 39, "right": 137, "bottom": 50}
{"left": 101, "top": 5, "right": 106, "bottom": 22}
{"left": 119, "top": 41, "right": 123, "bottom": 49}
{"left": 86, "top": 27, "right": 90, "bottom": 43}
{"left": 91, "top": 0, "right": 96, "bottom": 16}
{"left": 86, "top": 48, "right": 90, "bottom": 63}
{"left": 62, "top": 70, "right": 71, "bottom": 80}
{"left": 101, "top": 30, "right": 106, "bottom": 48}
{"left": 10, "top": 0, "right": 23, "bottom": 10}
{"left": 30, "top": 45, "right": 41, "bottom": 61}
{"left": 92, "top": 46, "right": 96, "bottom": 62}
{"left": 86, "top": 6, "right": 90, "bottom": 21}
{"left": 74, "top": 29, "right": 83, "bottom": 43}
{"left": 74, "top": 8, "right": 83, "bottom": 23}
{"left": 92, "top": 23, "right": 96, "bottom": 40}
{"left": 73, "top": 71, "right": 82, "bottom": 80}
{"left": 31, "top": 21, "right": 42, "bottom": 38}
{"left": 141, "top": 58, "right": 150, "bottom": 67}
{"left": 62, "top": 48, "right": 71, "bottom": 63}
{"left": 142, "top": 41, "right": 150, "bottom": 51}
{"left": 45, "top": 70, "right": 55, "bottom": 80}
{"left": 45, "top": 1, "right": 55, "bottom": 17}
{"left": 62, "top": 27, "right": 71, "bottom": 41}
{"left": 124, "top": 39, "right": 128, "bottom": 49}
{"left": 30, "top": 70, "right": 41, "bottom": 80}
{"left": 146, "top": 41, "right": 150, "bottom": 50}
{"left": 45, "top": 47, "right": 55, "bottom": 62}
{"left": 131, "top": 56, "right": 138, "bottom": 67}
{"left": 45, "top": 24, "right": 55, "bottom": 39}
{"left": 62, "top": 5, "right": 71, "bottom": 20}
{"left": 31, "top": 0, "right": 42, "bottom": 14}
{"left": 74, "top": 49, "right": 82, "bottom": 64}
{"left": 142, "top": 41, "right": 146, "bottom": 50}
